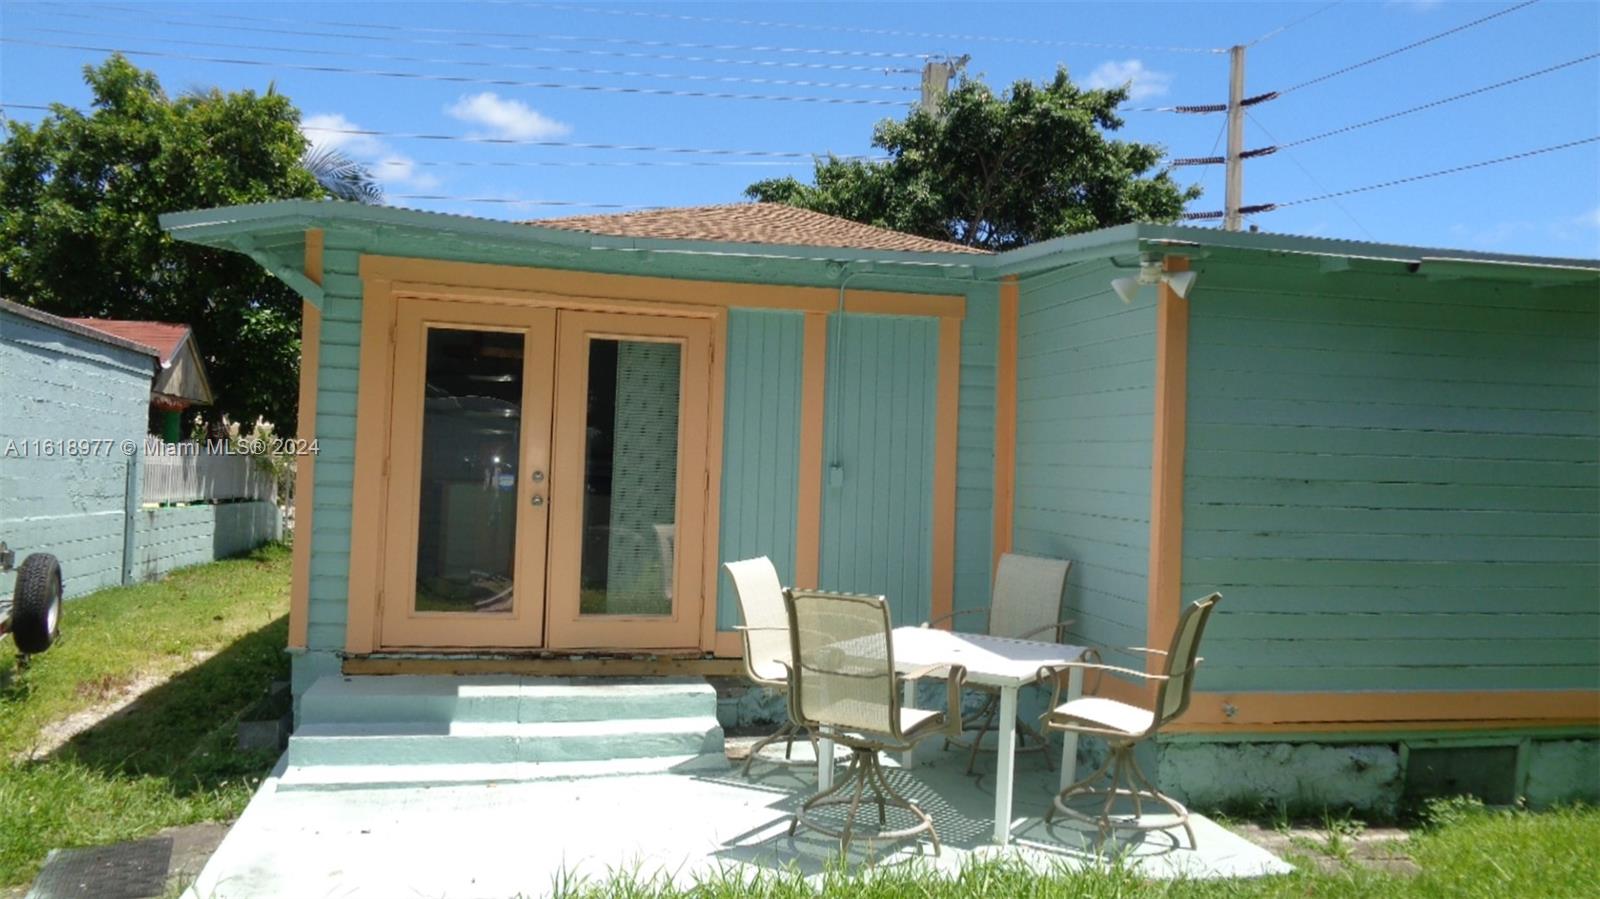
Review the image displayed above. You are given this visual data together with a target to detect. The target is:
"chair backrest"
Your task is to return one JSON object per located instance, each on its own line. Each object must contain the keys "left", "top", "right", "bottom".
{"left": 1153, "top": 593, "right": 1222, "bottom": 727}
{"left": 988, "top": 552, "right": 1073, "bottom": 641}
{"left": 784, "top": 588, "right": 898, "bottom": 737}
{"left": 722, "top": 557, "right": 789, "bottom": 684}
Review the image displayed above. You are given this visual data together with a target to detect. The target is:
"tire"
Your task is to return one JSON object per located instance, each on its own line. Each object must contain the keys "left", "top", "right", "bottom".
{"left": 10, "top": 552, "right": 63, "bottom": 655}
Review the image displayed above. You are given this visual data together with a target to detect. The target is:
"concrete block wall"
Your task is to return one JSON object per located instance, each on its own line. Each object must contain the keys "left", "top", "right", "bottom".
{"left": 1, "top": 306, "right": 152, "bottom": 597}
{"left": 131, "top": 501, "right": 282, "bottom": 583}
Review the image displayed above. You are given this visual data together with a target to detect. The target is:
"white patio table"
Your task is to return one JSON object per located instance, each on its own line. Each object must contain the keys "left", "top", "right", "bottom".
{"left": 813, "top": 627, "right": 1088, "bottom": 845}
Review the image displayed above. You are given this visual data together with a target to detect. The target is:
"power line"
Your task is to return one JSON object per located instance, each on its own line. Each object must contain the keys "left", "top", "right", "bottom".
{"left": 83, "top": 3, "right": 929, "bottom": 62}
{"left": 1, "top": 38, "right": 916, "bottom": 107}
{"left": 1245, "top": 111, "right": 1376, "bottom": 241}
{"left": 514, "top": 1, "right": 1226, "bottom": 54}
{"left": 391, "top": 195, "right": 643, "bottom": 208}
{"left": 39, "top": 6, "right": 919, "bottom": 75}
{"left": 1, "top": 103, "right": 880, "bottom": 160}
{"left": 1280, "top": 0, "right": 1544, "bottom": 95}
{"left": 1249, "top": 0, "right": 1346, "bottom": 48}
{"left": 18, "top": 24, "right": 914, "bottom": 93}
{"left": 1280, "top": 53, "right": 1600, "bottom": 148}
{"left": 1181, "top": 136, "right": 1599, "bottom": 218}
{"left": 1276, "top": 136, "right": 1599, "bottom": 207}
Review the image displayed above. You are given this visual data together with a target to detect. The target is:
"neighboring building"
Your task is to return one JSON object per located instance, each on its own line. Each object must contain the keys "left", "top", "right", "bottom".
{"left": 0, "top": 298, "right": 276, "bottom": 598}
{"left": 161, "top": 199, "right": 1599, "bottom": 811}
{"left": 66, "top": 318, "right": 215, "bottom": 441}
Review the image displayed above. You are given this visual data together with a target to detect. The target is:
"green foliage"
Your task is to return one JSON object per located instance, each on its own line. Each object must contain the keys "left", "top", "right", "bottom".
{"left": 0, "top": 545, "right": 291, "bottom": 885}
{"left": 0, "top": 56, "right": 329, "bottom": 433}
{"left": 746, "top": 69, "right": 1201, "bottom": 250}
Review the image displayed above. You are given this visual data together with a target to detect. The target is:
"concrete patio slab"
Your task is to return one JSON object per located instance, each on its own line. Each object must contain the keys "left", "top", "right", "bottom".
{"left": 186, "top": 750, "right": 1289, "bottom": 898}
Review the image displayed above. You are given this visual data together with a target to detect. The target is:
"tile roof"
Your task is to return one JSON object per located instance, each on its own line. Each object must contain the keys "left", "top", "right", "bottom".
{"left": 66, "top": 319, "right": 190, "bottom": 364}
{"left": 530, "top": 202, "right": 991, "bottom": 255}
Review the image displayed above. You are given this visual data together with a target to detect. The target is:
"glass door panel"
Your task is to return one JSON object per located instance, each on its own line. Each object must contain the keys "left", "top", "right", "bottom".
{"left": 546, "top": 311, "right": 712, "bottom": 650}
{"left": 380, "top": 299, "right": 555, "bottom": 649}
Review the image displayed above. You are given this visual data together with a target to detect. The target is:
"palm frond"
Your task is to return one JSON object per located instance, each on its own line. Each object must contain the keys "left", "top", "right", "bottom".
{"left": 300, "top": 144, "right": 383, "bottom": 204}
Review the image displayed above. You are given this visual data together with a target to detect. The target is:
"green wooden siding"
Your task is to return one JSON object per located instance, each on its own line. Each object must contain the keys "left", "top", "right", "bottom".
{"left": 715, "top": 309, "right": 805, "bottom": 630}
{"left": 1180, "top": 258, "right": 1600, "bottom": 692}
{"left": 1013, "top": 260, "right": 1156, "bottom": 666}
{"left": 818, "top": 314, "right": 939, "bottom": 627}
{"left": 954, "top": 285, "right": 999, "bottom": 615}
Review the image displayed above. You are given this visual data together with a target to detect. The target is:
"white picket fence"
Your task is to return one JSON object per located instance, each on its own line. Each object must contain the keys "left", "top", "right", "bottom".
{"left": 141, "top": 439, "right": 277, "bottom": 505}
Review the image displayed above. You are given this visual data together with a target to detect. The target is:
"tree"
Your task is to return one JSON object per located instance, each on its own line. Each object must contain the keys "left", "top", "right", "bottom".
{"left": 0, "top": 55, "right": 370, "bottom": 434}
{"left": 746, "top": 69, "right": 1200, "bottom": 250}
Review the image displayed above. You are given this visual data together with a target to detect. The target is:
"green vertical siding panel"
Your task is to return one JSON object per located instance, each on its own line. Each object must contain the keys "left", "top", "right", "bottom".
{"left": 818, "top": 315, "right": 938, "bottom": 626}
{"left": 955, "top": 285, "right": 998, "bottom": 614}
{"left": 1013, "top": 261, "right": 1157, "bottom": 665}
{"left": 305, "top": 236, "right": 364, "bottom": 652}
{"left": 1181, "top": 260, "right": 1600, "bottom": 692}
{"left": 715, "top": 310, "right": 805, "bottom": 630}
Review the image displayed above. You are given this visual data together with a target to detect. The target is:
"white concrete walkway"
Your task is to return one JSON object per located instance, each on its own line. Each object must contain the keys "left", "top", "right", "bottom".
{"left": 186, "top": 748, "right": 1289, "bottom": 898}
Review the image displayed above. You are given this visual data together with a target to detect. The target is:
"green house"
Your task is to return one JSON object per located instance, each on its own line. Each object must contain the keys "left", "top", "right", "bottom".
{"left": 162, "top": 200, "right": 1599, "bottom": 810}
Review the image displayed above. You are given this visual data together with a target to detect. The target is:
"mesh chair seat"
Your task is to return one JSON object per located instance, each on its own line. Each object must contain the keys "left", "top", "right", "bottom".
{"left": 724, "top": 556, "right": 816, "bottom": 775}
{"left": 1045, "top": 696, "right": 1154, "bottom": 738}
{"left": 821, "top": 706, "right": 944, "bottom": 746}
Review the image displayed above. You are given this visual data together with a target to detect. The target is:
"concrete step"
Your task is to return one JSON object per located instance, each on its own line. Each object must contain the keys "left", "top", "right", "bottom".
{"left": 276, "top": 753, "right": 733, "bottom": 792}
{"left": 286, "top": 715, "right": 725, "bottom": 767}
{"left": 299, "top": 675, "right": 716, "bottom": 727}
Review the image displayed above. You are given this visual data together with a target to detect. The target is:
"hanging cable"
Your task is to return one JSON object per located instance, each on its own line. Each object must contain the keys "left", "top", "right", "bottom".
{"left": 512, "top": 0, "right": 1226, "bottom": 54}
{"left": 1249, "top": 0, "right": 1347, "bottom": 48}
{"left": 42, "top": 6, "right": 917, "bottom": 74}
{"left": 0, "top": 38, "right": 917, "bottom": 107}
{"left": 1, "top": 102, "right": 884, "bottom": 160}
{"left": 83, "top": 3, "right": 929, "bottom": 62}
{"left": 1246, "top": 112, "right": 1377, "bottom": 240}
{"left": 1280, "top": 0, "right": 1544, "bottom": 95}
{"left": 1180, "top": 136, "right": 1599, "bottom": 218}
{"left": 389, "top": 195, "right": 643, "bottom": 208}
{"left": 1280, "top": 53, "right": 1600, "bottom": 148}
{"left": 15, "top": 25, "right": 915, "bottom": 93}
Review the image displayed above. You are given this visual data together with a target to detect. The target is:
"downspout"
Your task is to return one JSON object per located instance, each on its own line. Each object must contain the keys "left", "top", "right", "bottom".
{"left": 827, "top": 265, "right": 871, "bottom": 487}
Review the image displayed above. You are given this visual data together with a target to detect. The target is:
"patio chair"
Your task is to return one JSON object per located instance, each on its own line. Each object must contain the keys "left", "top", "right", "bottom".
{"left": 1036, "top": 592, "right": 1222, "bottom": 848}
{"left": 926, "top": 552, "right": 1074, "bottom": 774}
{"left": 723, "top": 557, "right": 814, "bottom": 775}
{"left": 783, "top": 588, "right": 967, "bottom": 856}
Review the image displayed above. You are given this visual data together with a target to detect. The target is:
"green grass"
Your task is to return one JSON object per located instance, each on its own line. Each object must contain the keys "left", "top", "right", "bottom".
{"left": 543, "top": 801, "right": 1600, "bottom": 898}
{"left": 0, "top": 544, "right": 291, "bottom": 887}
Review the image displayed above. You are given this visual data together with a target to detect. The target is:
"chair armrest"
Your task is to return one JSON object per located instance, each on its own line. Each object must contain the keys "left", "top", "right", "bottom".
{"left": 1035, "top": 659, "right": 1170, "bottom": 711}
{"left": 1015, "top": 618, "right": 1077, "bottom": 642}
{"left": 731, "top": 625, "right": 786, "bottom": 631}
{"left": 894, "top": 663, "right": 968, "bottom": 739}
{"left": 921, "top": 607, "right": 989, "bottom": 630}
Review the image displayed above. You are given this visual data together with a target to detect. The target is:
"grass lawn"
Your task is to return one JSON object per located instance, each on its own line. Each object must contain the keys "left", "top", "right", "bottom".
{"left": 0, "top": 543, "right": 291, "bottom": 887}
{"left": 551, "top": 800, "right": 1600, "bottom": 898}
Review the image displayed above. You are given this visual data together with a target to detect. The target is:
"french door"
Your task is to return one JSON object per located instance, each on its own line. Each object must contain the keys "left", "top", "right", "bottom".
{"left": 379, "top": 298, "right": 712, "bottom": 651}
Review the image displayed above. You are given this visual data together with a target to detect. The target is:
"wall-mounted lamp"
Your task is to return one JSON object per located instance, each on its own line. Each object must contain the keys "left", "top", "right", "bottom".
{"left": 1111, "top": 259, "right": 1197, "bottom": 304}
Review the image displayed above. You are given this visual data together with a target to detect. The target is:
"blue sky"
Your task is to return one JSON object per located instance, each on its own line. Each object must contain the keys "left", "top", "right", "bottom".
{"left": 2, "top": 0, "right": 1597, "bottom": 257}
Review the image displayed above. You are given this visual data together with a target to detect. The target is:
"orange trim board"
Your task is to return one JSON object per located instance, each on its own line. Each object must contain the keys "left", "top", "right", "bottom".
{"left": 1169, "top": 690, "right": 1600, "bottom": 733}
{"left": 991, "top": 277, "right": 1018, "bottom": 576}
{"left": 361, "top": 255, "right": 965, "bottom": 319}
{"left": 793, "top": 311, "right": 828, "bottom": 591}
{"left": 1144, "top": 256, "right": 1190, "bottom": 678}
{"left": 929, "top": 316, "right": 961, "bottom": 627}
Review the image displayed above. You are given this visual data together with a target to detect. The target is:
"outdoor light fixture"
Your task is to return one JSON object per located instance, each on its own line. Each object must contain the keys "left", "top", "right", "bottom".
{"left": 1111, "top": 259, "right": 1197, "bottom": 304}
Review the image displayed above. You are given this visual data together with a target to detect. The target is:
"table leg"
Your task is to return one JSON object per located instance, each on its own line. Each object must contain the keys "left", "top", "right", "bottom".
{"left": 901, "top": 677, "right": 918, "bottom": 769}
{"left": 1058, "top": 667, "right": 1084, "bottom": 791}
{"left": 992, "top": 686, "right": 1019, "bottom": 844}
{"left": 817, "top": 735, "right": 834, "bottom": 790}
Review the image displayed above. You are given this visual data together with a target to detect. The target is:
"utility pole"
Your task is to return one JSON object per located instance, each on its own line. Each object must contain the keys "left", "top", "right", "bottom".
{"left": 919, "top": 54, "right": 969, "bottom": 115}
{"left": 1223, "top": 44, "right": 1246, "bottom": 232}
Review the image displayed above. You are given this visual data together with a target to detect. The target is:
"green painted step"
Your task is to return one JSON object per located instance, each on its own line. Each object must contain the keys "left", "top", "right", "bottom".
{"left": 285, "top": 716, "right": 725, "bottom": 767}
{"left": 298, "top": 675, "right": 717, "bottom": 725}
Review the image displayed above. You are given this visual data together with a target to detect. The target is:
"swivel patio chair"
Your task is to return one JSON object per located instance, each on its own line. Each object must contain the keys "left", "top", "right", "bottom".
{"left": 723, "top": 557, "right": 814, "bottom": 775}
{"left": 1036, "top": 592, "right": 1222, "bottom": 848}
{"left": 926, "top": 552, "right": 1073, "bottom": 773}
{"left": 783, "top": 588, "right": 967, "bottom": 856}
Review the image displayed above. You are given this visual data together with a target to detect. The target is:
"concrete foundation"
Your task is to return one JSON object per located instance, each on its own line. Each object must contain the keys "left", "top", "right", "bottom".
{"left": 1159, "top": 742, "right": 1405, "bottom": 816}
{"left": 1524, "top": 740, "right": 1600, "bottom": 808}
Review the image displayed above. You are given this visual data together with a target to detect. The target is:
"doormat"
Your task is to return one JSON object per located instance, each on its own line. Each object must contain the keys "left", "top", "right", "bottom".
{"left": 25, "top": 836, "right": 173, "bottom": 899}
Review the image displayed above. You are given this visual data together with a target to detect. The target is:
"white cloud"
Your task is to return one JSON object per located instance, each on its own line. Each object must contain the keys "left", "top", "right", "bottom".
{"left": 300, "top": 112, "right": 438, "bottom": 191}
{"left": 1084, "top": 59, "right": 1172, "bottom": 101}
{"left": 446, "top": 92, "right": 570, "bottom": 140}
{"left": 1577, "top": 207, "right": 1600, "bottom": 228}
